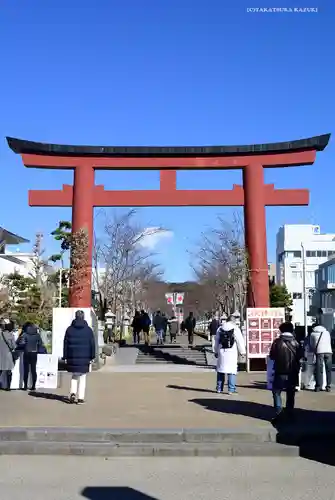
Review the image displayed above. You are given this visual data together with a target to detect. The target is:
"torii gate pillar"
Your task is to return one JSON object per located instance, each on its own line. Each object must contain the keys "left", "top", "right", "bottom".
{"left": 243, "top": 162, "right": 268, "bottom": 307}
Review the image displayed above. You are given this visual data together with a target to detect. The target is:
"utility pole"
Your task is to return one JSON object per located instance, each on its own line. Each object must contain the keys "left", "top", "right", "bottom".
{"left": 301, "top": 242, "right": 308, "bottom": 337}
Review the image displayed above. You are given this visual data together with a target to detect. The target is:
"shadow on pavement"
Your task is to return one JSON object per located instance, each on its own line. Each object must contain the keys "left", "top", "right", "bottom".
{"left": 237, "top": 381, "right": 268, "bottom": 391}
{"left": 167, "top": 384, "right": 217, "bottom": 394}
{"left": 28, "top": 391, "right": 69, "bottom": 404}
{"left": 191, "top": 397, "right": 335, "bottom": 466}
{"left": 81, "top": 487, "right": 157, "bottom": 499}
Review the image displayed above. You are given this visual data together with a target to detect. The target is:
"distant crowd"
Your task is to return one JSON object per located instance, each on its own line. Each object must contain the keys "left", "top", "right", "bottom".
{"left": 131, "top": 310, "right": 196, "bottom": 346}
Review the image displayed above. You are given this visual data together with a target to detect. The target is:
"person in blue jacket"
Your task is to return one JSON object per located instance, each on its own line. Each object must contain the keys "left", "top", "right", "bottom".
{"left": 63, "top": 310, "right": 96, "bottom": 404}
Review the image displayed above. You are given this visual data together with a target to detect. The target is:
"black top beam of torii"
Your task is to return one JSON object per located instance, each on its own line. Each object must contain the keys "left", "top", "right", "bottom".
{"left": 6, "top": 134, "right": 331, "bottom": 158}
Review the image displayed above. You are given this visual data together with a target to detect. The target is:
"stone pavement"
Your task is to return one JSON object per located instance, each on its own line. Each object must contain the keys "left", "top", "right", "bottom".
{"left": 0, "top": 372, "right": 333, "bottom": 429}
{"left": 1, "top": 456, "right": 334, "bottom": 500}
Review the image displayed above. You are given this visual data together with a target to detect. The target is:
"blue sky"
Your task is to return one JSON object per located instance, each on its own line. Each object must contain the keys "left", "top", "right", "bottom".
{"left": 0, "top": 0, "right": 334, "bottom": 281}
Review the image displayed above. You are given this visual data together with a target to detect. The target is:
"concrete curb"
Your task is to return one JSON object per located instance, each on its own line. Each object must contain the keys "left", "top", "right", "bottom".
{"left": 0, "top": 427, "right": 333, "bottom": 457}
{"left": 0, "top": 427, "right": 277, "bottom": 443}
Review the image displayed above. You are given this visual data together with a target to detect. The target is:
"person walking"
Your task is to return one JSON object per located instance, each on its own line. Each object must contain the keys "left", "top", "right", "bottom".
{"left": 131, "top": 311, "right": 142, "bottom": 344}
{"left": 153, "top": 310, "right": 165, "bottom": 345}
{"left": 310, "top": 324, "right": 332, "bottom": 392}
{"left": 20, "top": 322, "right": 45, "bottom": 391}
{"left": 162, "top": 312, "right": 168, "bottom": 343}
{"left": 208, "top": 314, "right": 223, "bottom": 353}
{"left": 269, "top": 322, "right": 304, "bottom": 424}
{"left": 168, "top": 315, "right": 179, "bottom": 343}
{"left": 184, "top": 312, "right": 196, "bottom": 347}
{"left": 214, "top": 315, "right": 246, "bottom": 394}
{"left": 63, "top": 310, "right": 96, "bottom": 404}
{"left": 140, "top": 310, "right": 151, "bottom": 346}
{"left": 0, "top": 319, "right": 16, "bottom": 391}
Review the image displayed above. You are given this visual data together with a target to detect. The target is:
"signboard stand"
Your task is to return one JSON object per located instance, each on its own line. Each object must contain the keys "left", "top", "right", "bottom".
{"left": 246, "top": 307, "right": 285, "bottom": 372}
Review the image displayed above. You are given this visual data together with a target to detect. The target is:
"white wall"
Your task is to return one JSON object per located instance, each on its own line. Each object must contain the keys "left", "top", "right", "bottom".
{"left": 276, "top": 224, "right": 335, "bottom": 325}
{"left": 0, "top": 252, "right": 35, "bottom": 278}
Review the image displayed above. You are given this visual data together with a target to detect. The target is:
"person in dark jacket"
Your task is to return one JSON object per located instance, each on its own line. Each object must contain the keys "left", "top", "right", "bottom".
{"left": 140, "top": 310, "right": 151, "bottom": 346}
{"left": 0, "top": 319, "right": 16, "bottom": 391}
{"left": 208, "top": 314, "right": 222, "bottom": 352}
{"left": 20, "top": 322, "right": 45, "bottom": 391}
{"left": 63, "top": 310, "right": 96, "bottom": 404}
{"left": 131, "top": 311, "right": 142, "bottom": 344}
{"left": 153, "top": 310, "right": 165, "bottom": 345}
{"left": 168, "top": 316, "right": 179, "bottom": 343}
{"left": 162, "top": 312, "right": 168, "bottom": 342}
{"left": 269, "top": 322, "right": 304, "bottom": 424}
{"left": 184, "top": 312, "right": 196, "bottom": 347}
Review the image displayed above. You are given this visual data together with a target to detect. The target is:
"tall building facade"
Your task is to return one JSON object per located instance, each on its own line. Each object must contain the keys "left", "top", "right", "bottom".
{"left": 276, "top": 224, "right": 335, "bottom": 325}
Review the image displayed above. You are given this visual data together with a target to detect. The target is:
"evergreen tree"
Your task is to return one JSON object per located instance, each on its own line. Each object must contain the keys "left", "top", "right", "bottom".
{"left": 269, "top": 283, "right": 292, "bottom": 308}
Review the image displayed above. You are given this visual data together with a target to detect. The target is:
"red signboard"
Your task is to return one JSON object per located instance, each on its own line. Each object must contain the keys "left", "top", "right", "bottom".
{"left": 246, "top": 308, "right": 285, "bottom": 359}
{"left": 261, "top": 343, "right": 272, "bottom": 355}
{"left": 261, "top": 330, "right": 272, "bottom": 342}
{"left": 248, "top": 343, "right": 260, "bottom": 355}
{"left": 249, "top": 330, "right": 260, "bottom": 341}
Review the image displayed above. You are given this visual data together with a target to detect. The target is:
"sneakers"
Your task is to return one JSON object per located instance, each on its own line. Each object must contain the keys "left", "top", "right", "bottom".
{"left": 228, "top": 391, "right": 238, "bottom": 395}
{"left": 77, "top": 399, "right": 85, "bottom": 405}
{"left": 69, "top": 393, "right": 76, "bottom": 404}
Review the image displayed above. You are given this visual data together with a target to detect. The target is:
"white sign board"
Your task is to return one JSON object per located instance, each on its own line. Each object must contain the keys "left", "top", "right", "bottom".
{"left": 246, "top": 307, "right": 285, "bottom": 359}
{"left": 52, "top": 307, "right": 98, "bottom": 360}
{"left": 9, "top": 354, "right": 59, "bottom": 390}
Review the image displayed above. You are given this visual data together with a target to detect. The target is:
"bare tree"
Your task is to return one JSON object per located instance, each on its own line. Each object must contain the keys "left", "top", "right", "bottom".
{"left": 191, "top": 212, "right": 248, "bottom": 317}
{"left": 93, "top": 210, "right": 164, "bottom": 320}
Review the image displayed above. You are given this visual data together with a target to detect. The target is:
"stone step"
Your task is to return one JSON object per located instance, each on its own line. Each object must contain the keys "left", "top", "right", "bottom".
{"left": 136, "top": 345, "right": 207, "bottom": 366}
{"left": 0, "top": 440, "right": 299, "bottom": 457}
{"left": 0, "top": 427, "right": 302, "bottom": 457}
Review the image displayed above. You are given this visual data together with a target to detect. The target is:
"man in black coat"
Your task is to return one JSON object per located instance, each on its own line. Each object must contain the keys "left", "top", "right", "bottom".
{"left": 63, "top": 310, "right": 96, "bottom": 404}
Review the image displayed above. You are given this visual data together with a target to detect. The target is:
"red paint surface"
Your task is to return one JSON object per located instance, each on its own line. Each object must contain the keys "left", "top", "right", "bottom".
{"left": 21, "top": 149, "right": 316, "bottom": 169}
{"left": 29, "top": 184, "right": 309, "bottom": 207}
{"left": 243, "top": 163, "right": 269, "bottom": 307}
{"left": 17, "top": 148, "right": 320, "bottom": 309}
{"left": 69, "top": 165, "right": 94, "bottom": 308}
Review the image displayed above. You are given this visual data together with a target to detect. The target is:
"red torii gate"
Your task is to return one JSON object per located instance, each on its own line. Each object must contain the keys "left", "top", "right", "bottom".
{"left": 7, "top": 134, "right": 330, "bottom": 310}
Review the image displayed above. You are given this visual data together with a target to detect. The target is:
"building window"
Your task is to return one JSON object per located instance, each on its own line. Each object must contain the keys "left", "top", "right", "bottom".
{"left": 327, "top": 251, "right": 334, "bottom": 257}
{"left": 293, "top": 251, "right": 302, "bottom": 258}
{"left": 328, "top": 264, "right": 335, "bottom": 285}
{"left": 317, "top": 250, "right": 327, "bottom": 258}
{"left": 306, "top": 251, "right": 316, "bottom": 257}
{"left": 293, "top": 293, "right": 302, "bottom": 299}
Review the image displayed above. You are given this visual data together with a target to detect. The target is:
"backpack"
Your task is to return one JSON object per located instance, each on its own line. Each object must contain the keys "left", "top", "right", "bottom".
{"left": 219, "top": 328, "right": 235, "bottom": 349}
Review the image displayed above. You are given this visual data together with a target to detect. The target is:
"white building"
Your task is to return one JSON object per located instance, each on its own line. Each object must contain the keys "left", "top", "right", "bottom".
{"left": 0, "top": 227, "right": 33, "bottom": 278}
{"left": 276, "top": 224, "right": 335, "bottom": 325}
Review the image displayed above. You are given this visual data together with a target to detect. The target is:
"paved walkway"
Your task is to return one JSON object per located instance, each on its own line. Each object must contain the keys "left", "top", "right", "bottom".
{"left": 0, "top": 372, "right": 333, "bottom": 429}
{"left": 1, "top": 456, "right": 334, "bottom": 500}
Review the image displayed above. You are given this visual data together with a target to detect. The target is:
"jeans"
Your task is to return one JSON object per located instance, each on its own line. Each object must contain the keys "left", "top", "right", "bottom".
{"left": 70, "top": 373, "right": 87, "bottom": 400}
{"left": 315, "top": 353, "right": 332, "bottom": 390}
{"left": 23, "top": 352, "right": 38, "bottom": 390}
{"left": 156, "top": 329, "right": 164, "bottom": 343}
{"left": 0, "top": 370, "right": 12, "bottom": 390}
{"left": 272, "top": 373, "right": 296, "bottom": 414}
{"left": 216, "top": 372, "right": 236, "bottom": 393}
